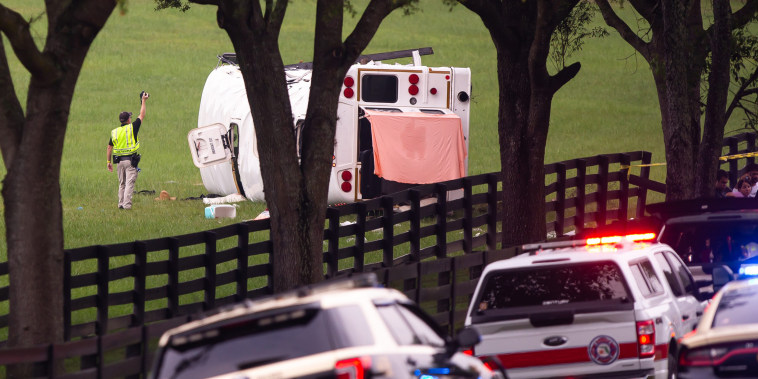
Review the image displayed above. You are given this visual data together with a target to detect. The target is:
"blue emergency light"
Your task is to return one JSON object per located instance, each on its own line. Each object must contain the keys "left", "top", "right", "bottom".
{"left": 738, "top": 263, "right": 758, "bottom": 277}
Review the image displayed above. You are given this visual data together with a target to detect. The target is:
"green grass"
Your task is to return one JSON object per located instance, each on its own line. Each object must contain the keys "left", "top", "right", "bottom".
{"left": 0, "top": 0, "right": 653, "bottom": 256}
{"left": 0, "top": 1, "right": 749, "bottom": 264}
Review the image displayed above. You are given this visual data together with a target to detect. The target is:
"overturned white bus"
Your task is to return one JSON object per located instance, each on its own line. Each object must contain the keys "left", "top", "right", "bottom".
{"left": 188, "top": 47, "right": 471, "bottom": 204}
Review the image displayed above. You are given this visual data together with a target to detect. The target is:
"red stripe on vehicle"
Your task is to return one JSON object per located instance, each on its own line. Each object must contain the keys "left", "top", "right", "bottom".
{"left": 492, "top": 343, "right": 638, "bottom": 369}
{"left": 654, "top": 343, "right": 669, "bottom": 361}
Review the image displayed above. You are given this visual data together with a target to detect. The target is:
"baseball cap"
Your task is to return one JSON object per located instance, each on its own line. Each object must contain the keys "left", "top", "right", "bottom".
{"left": 119, "top": 111, "right": 132, "bottom": 123}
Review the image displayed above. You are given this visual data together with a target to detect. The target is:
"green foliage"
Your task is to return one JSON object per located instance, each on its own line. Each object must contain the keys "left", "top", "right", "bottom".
{"left": 727, "top": 26, "right": 758, "bottom": 131}
{"left": 550, "top": 1, "right": 609, "bottom": 72}
{"left": 154, "top": 0, "right": 190, "bottom": 12}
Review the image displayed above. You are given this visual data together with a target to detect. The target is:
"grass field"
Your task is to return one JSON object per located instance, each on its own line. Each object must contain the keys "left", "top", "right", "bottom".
{"left": 0, "top": 0, "right": 746, "bottom": 258}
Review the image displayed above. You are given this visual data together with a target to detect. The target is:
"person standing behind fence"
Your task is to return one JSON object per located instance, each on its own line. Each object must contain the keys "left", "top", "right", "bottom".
{"left": 714, "top": 169, "right": 731, "bottom": 198}
{"left": 730, "top": 163, "right": 758, "bottom": 198}
{"left": 107, "top": 91, "right": 149, "bottom": 209}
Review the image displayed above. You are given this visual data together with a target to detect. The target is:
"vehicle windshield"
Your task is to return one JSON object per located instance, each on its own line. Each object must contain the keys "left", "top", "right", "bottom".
{"left": 712, "top": 282, "right": 758, "bottom": 328}
{"left": 659, "top": 220, "right": 758, "bottom": 265}
{"left": 154, "top": 305, "right": 374, "bottom": 379}
{"left": 474, "top": 261, "right": 631, "bottom": 311}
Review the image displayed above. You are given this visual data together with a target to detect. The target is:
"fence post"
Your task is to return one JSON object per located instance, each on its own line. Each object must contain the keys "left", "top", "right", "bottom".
{"left": 486, "top": 173, "right": 499, "bottom": 251}
{"left": 728, "top": 137, "right": 739, "bottom": 185}
{"left": 382, "top": 196, "right": 395, "bottom": 267}
{"left": 575, "top": 159, "right": 587, "bottom": 236}
{"left": 435, "top": 183, "right": 448, "bottom": 258}
{"left": 748, "top": 133, "right": 756, "bottom": 167}
{"left": 63, "top": 253, "right": 71, "bottom": 341}
{"left": 355, "top": 202, "right": 367, "bottom": 273}
{"left": 636, "top": 152, "right": 651, "bottom": 219}
{"left": 133, "top": 241, "right": 147, "bottom": 328}
{"left": 597, "top": 155, "right": 610, "bottom": 228}
{"left": 410, "top": 189, "right": 421, "bottom": 261}
{"left": 555, "top": 163, "right": 566, "bottom": 237}
{"left": 618, "top": 154, "right": 630, "bottom": 226}
{"left": 96, "top": 245, "right": 109, "bottom": 336}
{"left": 236, "top": 223, "right": 249, "bottom": 301}
{"left": 463, "top": 178, "right": 473, "bottom": 254}
{"left": 167, "top": 237, "right": 179, "bottom": 318}
{"left": 203, "top": 231, "right": 217, "bottom": 311}
{"left": 325, "top": 207, "right": 340, "bottom": 278}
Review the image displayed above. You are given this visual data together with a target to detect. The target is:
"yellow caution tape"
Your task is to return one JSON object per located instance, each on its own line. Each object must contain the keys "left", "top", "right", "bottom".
{"left": 719, "top": 151, "right": 758, "bottom": 161}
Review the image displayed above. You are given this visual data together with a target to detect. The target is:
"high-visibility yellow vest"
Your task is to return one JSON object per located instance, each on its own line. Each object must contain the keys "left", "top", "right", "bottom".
{"left": 111, "top": 123, "right": 140, "bottom": 156}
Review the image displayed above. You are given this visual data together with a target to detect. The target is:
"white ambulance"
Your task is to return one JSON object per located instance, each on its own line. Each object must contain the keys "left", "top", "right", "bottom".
{"left": 187, "top": 48, "right": 471, "bottom": 204}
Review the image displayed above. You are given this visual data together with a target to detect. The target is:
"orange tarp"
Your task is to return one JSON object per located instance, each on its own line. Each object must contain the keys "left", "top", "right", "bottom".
{"left": 366, "top": 110, "right": 467, "bottom": 184}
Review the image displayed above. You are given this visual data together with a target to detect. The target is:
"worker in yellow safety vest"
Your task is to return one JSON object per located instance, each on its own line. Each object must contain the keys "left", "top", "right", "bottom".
{"left": 107, "top": 91, "right": 149, "bottom": 209}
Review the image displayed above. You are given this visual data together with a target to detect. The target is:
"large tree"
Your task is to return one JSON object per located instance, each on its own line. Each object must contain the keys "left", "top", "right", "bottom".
{"left": 448, "top": 0, "right": 582, "bottom": 247}
{"left": 0, "top": 0, "right": 118, "bottom": 371}
{"left": 156, "top": 0, "right": 416, "bottom": 291}
{"left": 596, "top": 0, "right": 758, "bottom": 199}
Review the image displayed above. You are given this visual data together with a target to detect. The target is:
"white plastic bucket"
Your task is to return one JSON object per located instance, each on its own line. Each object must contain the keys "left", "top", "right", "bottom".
{"left": 204, "top": 204, "right": 236, "bottom": 219}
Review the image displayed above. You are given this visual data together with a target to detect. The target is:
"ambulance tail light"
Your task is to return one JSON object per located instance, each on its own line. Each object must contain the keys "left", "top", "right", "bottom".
{"left": 408, "top": 85, "right": 419, "bottom": 96}
{"left": 343, "top": 76, "right": 355, "bottom": 98}
{"left": 636, "top": 320, "right": 655, "bottom": 358}
{"left": 335, "top": 356, "right": 370, "bottom": 379}
{"left": 339, "top": 170, "right": 353, "bottom": 193}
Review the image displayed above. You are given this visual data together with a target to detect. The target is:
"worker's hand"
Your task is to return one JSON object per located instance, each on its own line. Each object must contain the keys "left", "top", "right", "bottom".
{"left": 107, "top": 161, "right": 113, "bottom": 172}
{"left": 142, "top": 92, "right": 149, "bottom": 100}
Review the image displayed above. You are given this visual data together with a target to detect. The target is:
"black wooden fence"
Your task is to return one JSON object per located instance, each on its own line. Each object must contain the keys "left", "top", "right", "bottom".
{"left": 1, "top": 132, "right": 757, "bottom": 378}
{"left": 0, "top": 150, "right": 662, "bottom": 377}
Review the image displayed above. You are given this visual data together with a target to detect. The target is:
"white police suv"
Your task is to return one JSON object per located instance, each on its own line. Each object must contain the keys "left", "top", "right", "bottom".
{"left": 151, "top": 274, "right": 502, "bottom": 379}
{"left": 465, "top": 233, "right": 708, "bottom": 379}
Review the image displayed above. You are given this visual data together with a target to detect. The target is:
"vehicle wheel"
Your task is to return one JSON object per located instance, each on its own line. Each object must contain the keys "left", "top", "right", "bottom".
{"left": 667, "top": 344, "right": 678, "bottom": 379}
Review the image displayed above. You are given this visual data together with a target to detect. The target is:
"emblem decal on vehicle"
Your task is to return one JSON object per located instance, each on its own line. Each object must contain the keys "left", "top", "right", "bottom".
{"left": 588, "top": 335, "right": 620, "bottom": 365}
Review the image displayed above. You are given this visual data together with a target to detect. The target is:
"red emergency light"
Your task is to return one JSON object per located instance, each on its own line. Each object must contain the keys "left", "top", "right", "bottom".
{"left": 586, "top": 233, "right": 656, "bottom": 246}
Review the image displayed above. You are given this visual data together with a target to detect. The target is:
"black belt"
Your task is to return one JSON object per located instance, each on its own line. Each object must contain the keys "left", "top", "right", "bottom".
{"left": 115, "top": 155, "right": 134, "bottom": 161}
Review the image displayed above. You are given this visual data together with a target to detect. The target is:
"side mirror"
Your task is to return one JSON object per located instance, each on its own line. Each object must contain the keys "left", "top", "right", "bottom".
{"left": 441, "top": 327, "right": 481, "bottom": 361}
{"left": 456, "top": 327, "right": 482, "bottom": 348}
{"left": 712, "top": 265, "right": 734, "bottom": 293}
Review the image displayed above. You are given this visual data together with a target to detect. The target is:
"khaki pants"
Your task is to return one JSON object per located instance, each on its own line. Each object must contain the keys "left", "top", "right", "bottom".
{"left": 117, "top": 160, "right": 138, "bottom": 209}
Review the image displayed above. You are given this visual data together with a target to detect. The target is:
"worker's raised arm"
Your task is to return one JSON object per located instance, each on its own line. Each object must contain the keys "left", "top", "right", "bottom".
{"left": 138, "top": 92, "right": 149, "bottom": 121}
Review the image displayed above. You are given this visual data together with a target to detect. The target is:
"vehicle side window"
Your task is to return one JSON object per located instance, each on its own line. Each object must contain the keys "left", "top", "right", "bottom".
{"left": 654, "top": 252, "right": 684, "bottom": 297}
{"left": 397, "top": 304, "right": 446, "bottom": 347}
{"left": 640, "top": 260, "right": 664, "bottom": 293}
{"left": 630, "top": 264, "right": 652, "bottom": 296}
{"left": 376, "top": 304, "right": 446, "bottom": 347}
{"left": 630, "top": 260, "right": 663, "bottom": 296}
{"left": 376, "top": 304, "right": 419, "bottom": 345}
{"left": 665, "top": 252, "right": 696, "bottom": 295}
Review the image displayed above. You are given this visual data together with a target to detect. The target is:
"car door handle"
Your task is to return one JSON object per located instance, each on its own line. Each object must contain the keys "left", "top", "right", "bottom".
{"left": 682, "top": 314, "right": 690, "bottom": 321}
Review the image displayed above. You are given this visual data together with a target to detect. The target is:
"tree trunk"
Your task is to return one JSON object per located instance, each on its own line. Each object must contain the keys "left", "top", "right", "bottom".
{"left": 696, "top": 0, "right": 732, "bottom": 197}
{"left": 497, "top": 47, "right": 546, "bottom": 247}
{"left": 1, "top": 3, "right": 115, "bottom": 375}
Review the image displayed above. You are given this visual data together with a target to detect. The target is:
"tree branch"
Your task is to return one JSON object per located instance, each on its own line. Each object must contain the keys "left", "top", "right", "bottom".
{"left": 596, "top": 0, "right": 651, "bottom": 61}
{"left": 549, "top": 61, "right": 581, "bottom": 94}
{"left": 0, "top": 37, "right": 24, "bottom": 169}
{"left": 344, "top": 0, "right": 412, "bottom": 60}
{"left": 0, "top": 4, "right": 59, "bottom": 83}
{"left": 731, "top": 0, "right": 758, "bottom": 30}
{"left": 726, "top": 66, "right": 758, "bottom": 121}
{"left": 457, "top": 0, "right": 514, "bottom": 46}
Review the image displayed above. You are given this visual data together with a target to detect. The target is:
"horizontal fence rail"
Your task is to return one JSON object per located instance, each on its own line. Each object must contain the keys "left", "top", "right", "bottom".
{"left": 2, "top": 132, "right": 757, "bottom": 377}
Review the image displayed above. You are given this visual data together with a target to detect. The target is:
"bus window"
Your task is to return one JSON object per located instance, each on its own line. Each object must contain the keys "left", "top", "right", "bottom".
{"left": 362, "top": 75, "right": 398, "bottom": 103}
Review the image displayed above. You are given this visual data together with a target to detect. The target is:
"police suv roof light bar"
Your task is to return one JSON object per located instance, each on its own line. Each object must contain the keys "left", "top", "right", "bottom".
{"left": 522, "top": 233, "right": 657, "bottom": 255}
